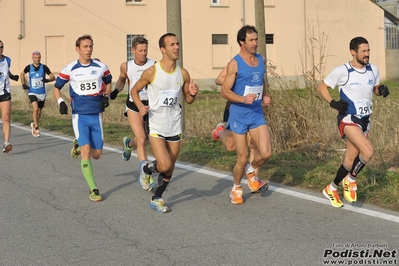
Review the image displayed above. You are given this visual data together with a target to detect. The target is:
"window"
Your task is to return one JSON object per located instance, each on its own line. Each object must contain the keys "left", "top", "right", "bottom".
{"left": 210, "top": 0, "right": 229, "bottom": 6}
{"left": 210, "top": 0, "right": 220, "bottom": 6}
{"left": 45, "top": 0, "right": 66, "bottom": 5}
{"left": 266, "top": 34, "right": 274, "bottom": 44}
{"left": 212, "top": 34, "right": 228, "bottom": 45}
{"left": 126, "top": 0, "right": 144, "bottom": 4}
{"left": 212, "top": 34, "right": 229, "bottom": 68}
{"left": 385, "top": 26, "right": 399, "bottom": 49}
{"left": 126, "top": 34, "right": 145, "bottom": 61}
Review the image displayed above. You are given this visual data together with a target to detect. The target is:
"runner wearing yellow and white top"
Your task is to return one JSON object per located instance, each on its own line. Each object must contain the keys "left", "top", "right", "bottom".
{"left": 147, "top": 62, "right": 183, "bottom": 137}
{"left": 131, "top": 33, "right": 199, "bottom": 213}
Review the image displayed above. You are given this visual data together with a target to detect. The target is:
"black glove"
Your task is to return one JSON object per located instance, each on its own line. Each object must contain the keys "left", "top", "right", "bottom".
{"left": 42, "top": 78, "right": 50, "bottom": 83}
{"left": 329, "top": 99, "right": 348, "bottom": 114}
{"left": 378, "top": 84, "right": 389, "bottom": 98}
{"left": 59, "top": 101, "right": 68, "bottom": 115}
{"left": 101, "top": 96, "right": 110, "bottom": 109}
{"left": 22, "top": 84, "right": 29, "bottom": 90}
{"left": 110, "top": 89, "right": 119, "bottom": 100}
{"left": 9, "top": 74, "right": 19, "bottom": 81}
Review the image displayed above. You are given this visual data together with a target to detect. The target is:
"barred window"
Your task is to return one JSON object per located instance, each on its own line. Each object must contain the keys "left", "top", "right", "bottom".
{"left": 212, "top": 34, "right": 228, "bottom": 45}
{"left": 385, "top": 26, "right": 399, "bottom": 49}
{"left": 266, "top": 34, "right": 274, "bottom": 44}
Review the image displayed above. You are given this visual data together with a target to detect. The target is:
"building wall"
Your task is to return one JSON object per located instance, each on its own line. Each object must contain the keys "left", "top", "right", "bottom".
{"left": 0, "top": 0, "right": 389, "bottom": 97}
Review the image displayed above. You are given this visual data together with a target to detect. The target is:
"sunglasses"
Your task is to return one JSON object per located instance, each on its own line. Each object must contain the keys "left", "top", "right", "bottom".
{"left": 0, "top": 46, "right": 3, "bottom": 48}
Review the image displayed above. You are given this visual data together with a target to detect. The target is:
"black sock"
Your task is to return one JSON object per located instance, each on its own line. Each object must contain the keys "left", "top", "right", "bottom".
{"left": 350, "top": 155, "right": 366, "bottom": 179}
{"left": 333, "top": 164, "right": 350, "bottom": 186}
{"left": 153, "top": 173, "right": 170, "bottom": 198}
{"left": 144, "top": 160, "right": 158, "bottom": 175}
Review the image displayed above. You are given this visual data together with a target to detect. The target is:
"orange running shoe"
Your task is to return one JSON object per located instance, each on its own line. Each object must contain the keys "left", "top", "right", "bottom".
{"left": 322, "top": 185, "right": 343, "bottom": 208}
{"left": 212, "top": 123, "right": 225, "bottom": 141}
{"left": 230, "top": 186, "right": 243, "bottom": 204}
{"left": 343, "top": 175, "right": 357, "bottom": 203}
{"left": 247, "top": 171, "right": 261, "bottom": 192}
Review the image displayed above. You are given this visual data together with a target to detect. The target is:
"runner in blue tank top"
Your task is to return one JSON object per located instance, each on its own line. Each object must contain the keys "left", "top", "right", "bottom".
{"left": 220, "top": 25, "right": 272, "bottom": 205}
{"left": 20, "top": 51, "right": 55, "bottom": 137}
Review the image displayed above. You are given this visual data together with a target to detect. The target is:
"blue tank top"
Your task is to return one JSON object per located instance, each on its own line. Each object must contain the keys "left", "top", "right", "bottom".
{"left": 231, "top": 53, "right": 265, "bottom": 111}
{"left": 28, "top": 64, "right": 46, "bottom": 95}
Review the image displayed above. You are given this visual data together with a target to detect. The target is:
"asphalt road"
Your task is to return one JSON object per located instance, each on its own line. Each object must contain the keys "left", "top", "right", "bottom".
{"left": 1, "top": 123, "right": 398, "bottom": 266}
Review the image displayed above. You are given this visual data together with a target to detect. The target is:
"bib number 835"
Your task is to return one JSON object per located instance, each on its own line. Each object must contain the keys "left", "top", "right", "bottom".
{"left": 80, "top": 82, "right": 97, "bottom": 91}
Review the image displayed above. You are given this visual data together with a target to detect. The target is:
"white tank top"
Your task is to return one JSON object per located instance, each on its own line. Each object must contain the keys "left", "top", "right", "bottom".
{"left": 127, "top": 58, "right": 155, "bottom": 102}
{"left": 0, "top": 56, "right": 11, "bottom": 95}
{"left": 148, "top": 62, "right": 184, "bottom": 136}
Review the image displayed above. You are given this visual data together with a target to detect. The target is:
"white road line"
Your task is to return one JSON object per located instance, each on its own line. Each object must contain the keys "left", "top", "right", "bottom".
{"left": 8, "top": 122, "right": 399, "bottom": 224}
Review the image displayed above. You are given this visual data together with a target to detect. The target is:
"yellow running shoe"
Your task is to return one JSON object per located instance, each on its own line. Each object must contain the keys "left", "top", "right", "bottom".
{"left": 343, "top": 175, "right": 357, "bottom": 203}
{"left": 322, "top": 185, "right": 343, "bottom": 208}
{"left": 71, "top": 138, "right": 81, "bottom": 159}
{"left": 89, "top": 189, "right": 102, "bottom": 202}
{"left": 230, "top": 186, "right": 243, "bottom": 205}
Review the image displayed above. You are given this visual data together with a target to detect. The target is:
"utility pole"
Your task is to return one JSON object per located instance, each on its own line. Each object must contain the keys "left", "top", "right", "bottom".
{"left": 166, "top": 0, "right": 185, "bottom": 132}
{"left": 254, "top": 0, "right": 268, "bottom": 86}
{"left": 166, "top": 0, "right": 183, "bottom": 67}
{"left": 254, "top": 0, "right": 266, "bottom": 58}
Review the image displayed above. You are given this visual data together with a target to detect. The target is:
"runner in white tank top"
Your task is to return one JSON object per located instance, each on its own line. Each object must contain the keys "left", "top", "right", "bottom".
{"left": 131, "top": 33, "right": 199, "bottom": 213}
{"left": 110, "top": 36, "right": 157, "bottom": 191}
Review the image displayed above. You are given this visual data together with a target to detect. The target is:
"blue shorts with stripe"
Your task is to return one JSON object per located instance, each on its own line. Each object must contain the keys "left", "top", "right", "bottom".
{"left": 72, "top": 113, "right": 104, "bottom": 150}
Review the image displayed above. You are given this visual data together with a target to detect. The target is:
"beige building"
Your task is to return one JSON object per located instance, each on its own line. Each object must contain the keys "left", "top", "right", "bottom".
{"left": 1, "top": 0, "right": 396, "bottom": 95}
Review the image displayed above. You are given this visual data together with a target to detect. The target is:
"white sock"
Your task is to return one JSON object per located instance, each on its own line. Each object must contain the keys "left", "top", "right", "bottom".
{"left": 233, "top": 184, "right": 241, "bottom": 189}
{"left": 347, "top": 175, "right": 356, "bottom": 182}
{"left": 246, "top": 164, "right": 255, "bottom": 173}
{"left": 329, "top": 183, "right": 337, "bottom": 191}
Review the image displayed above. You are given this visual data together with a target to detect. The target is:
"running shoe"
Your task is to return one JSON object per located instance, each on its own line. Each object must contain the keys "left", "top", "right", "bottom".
{"left": 342, "top": 175, "right": 357, "bottom": 203}
{"left": 71, "top": 138, "right": 81, "bottom": 159}
{"left": 30, "top": 122, "right": 36, "bottom": 137}
{"left": 252, "top": 179, "right": 269, "bottom": 193}
{"left": 34, "top": 128, "right": 40, "bottom": 137}
{"left": 230, "top": 186, "right": 243, "bottom": 204}
{"left": 247, "top": 171, "right": 261, "bottom": 192}
{"left": 148, "top": 175, "right": 157, "bottom": 192}
{"left": 2, "top": 142, "right": 12, "bottom": 153}
{"left": 138, "top": 164, "right": 151, "bottom": 190}
{"left": 89, "top": 189, "right": 102, "bottom": 202}
{"left": 149, "top": 197, "right": 170, "bottom": 213}
{"left": 211, "top": 123, "right": 225, "bottom": 141}
{"left": 245, "top": 164, "right": 268, "bottom": 192}
{"left": 322, "top": 185, "right": 343, "bottom": 208}
{"left": 122, "top": 136, "right": 133, "bottom": 161}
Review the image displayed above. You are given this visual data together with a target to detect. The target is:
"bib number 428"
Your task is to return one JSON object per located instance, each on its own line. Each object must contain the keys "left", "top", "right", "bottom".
{"left": 162, "top": 97, "right": 178, "bottom": 106}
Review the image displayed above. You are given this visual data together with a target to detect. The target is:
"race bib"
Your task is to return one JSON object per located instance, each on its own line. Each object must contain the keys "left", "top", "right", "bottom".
{"left": 76, "top": 80, "right": 100, "bottom": 95}
{"left": 130, "top": 77, "right": 148, "bottom": 100}
{"left": 139, "top": 87, "right": 148, "bottom": 101}
{"left": 31, "top": 78, "right": 43, "bottom": 89}
{"left": 159, "top": 90, "right": 179, "bottom": 106}
{"left": 354, "top": 99, "right": 372, "bottom": 117}
{"left": 243, "top": 85, "right": 263, "bottom": 100}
